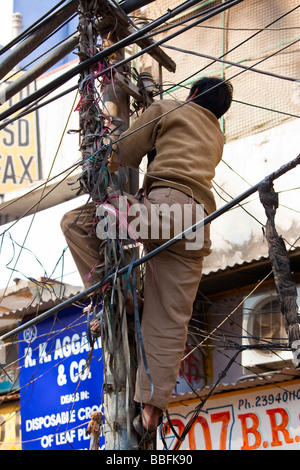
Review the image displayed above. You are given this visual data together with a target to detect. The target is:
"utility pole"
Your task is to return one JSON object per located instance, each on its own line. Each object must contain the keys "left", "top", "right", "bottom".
{"left": 96, "top": 7, "right": 139, "bottom": 451}
{"left": 77, "top": 0, "right": 139, "bottom": 450}
{"left": 76, "top": 0, "right": 175, "bottom": 450}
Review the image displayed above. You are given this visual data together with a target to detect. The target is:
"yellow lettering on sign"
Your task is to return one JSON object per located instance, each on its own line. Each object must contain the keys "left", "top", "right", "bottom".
{"left": 0, "top": 73, "right": 41, "bottom": 193}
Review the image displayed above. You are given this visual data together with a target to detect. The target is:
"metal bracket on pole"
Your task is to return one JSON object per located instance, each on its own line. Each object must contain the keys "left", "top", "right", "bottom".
{"left": 113, "top": 70, "right": 143, "bottom": 102}
{"left": 101, "top": 0, "right": 176, "bottom": 73}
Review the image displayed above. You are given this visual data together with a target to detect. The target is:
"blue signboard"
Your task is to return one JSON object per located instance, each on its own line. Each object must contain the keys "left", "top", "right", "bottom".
{"left": 18, "top": 304, "right": 104, "bottom": 450}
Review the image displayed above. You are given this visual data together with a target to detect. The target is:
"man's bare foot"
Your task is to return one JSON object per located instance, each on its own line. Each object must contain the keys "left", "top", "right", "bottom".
{"left": 125, "top": 292, "right": 143, "bottom": 316}
{"left": 142, "top": 404, "right": 162, "bottom": 433}
{"left": 133, "top": 404, "right": 162, "bottom": 440}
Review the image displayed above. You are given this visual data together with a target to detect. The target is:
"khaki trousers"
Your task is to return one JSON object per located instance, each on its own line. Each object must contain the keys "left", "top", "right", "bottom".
{"left": 61, "top": 187, "right": 211, "bottom": 411}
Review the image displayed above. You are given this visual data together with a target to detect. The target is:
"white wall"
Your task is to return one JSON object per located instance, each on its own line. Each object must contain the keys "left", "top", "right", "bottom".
{"left": 0, "top": 61, "right": 86, "bottom": 290}
{"left": 0, "top": 1, "right": 14, "bottom": 47}
{"left": 0, "top": 195, "right": 87, "bottom": 289}
{"left": 36, "top": 62, "right": 81, "bottom": 180}
{"left": 203, "top": 118, "right": 300, "bottom": 274}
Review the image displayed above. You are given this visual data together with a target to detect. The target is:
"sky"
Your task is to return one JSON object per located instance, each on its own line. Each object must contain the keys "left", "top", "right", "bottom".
{"left": 1, "top": 0, "right": 77, "bottom": 69}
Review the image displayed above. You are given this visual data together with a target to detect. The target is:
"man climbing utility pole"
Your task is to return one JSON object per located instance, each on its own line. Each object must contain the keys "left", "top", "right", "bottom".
{"left": 97, "top": 5, "right": 140, "bottom": 451}
{"left": 76, "top": 0, "right": 139, "bottom": 450}
{"left": 75, "top": 0, "right": 175, "bottom": 450}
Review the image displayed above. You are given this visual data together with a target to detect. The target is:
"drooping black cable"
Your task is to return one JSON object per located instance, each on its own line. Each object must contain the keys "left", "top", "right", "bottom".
{"left": 172, "top": 350, "right": 240, "bottom": 450}
{"left": 1, "top": 150, "right": 299, "bottom": 343}
{"left": 162, "top": 43, "right": 299, "bottom": 83}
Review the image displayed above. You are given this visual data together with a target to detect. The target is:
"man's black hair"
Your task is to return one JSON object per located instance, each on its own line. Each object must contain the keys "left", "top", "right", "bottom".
{"left": 188, "top": 77, "right": 233, "bottom": 119}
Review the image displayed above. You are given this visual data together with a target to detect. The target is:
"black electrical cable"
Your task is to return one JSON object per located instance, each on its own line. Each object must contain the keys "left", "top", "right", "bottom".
{"left": 159, "top": 3, "right": 300, "bottom": 98}
{"left": 172, "top": 349, "right": 241, "bottom": 450}
{"left": 2, "top": 32, "right": 298, "bottom": 133}
{"left": 119, "top": 0, "right": 157, "bottom": 14}
{"left": 0, "top": 1, "right": 237, "bottom": 129}
{"left": 0, "top": 0, "right": 77, "bottom": 56}
{"left": 232, "top": 99, "right": 300, "bottom": 119}
{"left": 162, "top": 43, "right": 299, "bottom": 83}
{"left": 1, "top": 2, "right": 298, "bottom": 436}
{"left": 2, "top": 26, "right": 78, "bottom": 85}
{"left": 1, "top": 151, "right": 299, "bottom": 343}
{"left": 140, "top": 0, "right": 239, "bottom": 39}
{"left": 1, "top": 1, "right": 298, "bottom": 440}
{"left": 1, "top": 4, "right": 298, "bottom": 223}
{"left": 0, "top": 0, "right": 244, "bottom": 124}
